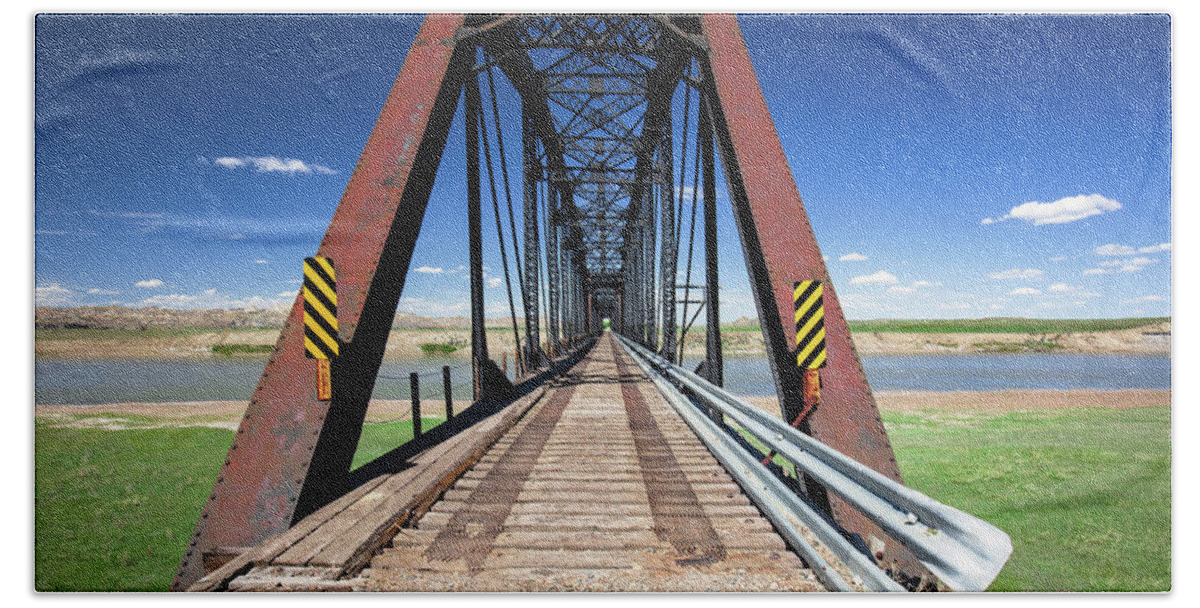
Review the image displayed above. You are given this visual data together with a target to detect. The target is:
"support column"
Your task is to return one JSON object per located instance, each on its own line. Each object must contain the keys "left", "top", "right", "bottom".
{"left": 522, "top": 114, "right": 542, "bottom": 368}
{"left": 546, "top": 185, "right": 561, "bottom": 354}
{"left": 700, "top": 93, "right": 722, "bottom": 387}
{"left": 659, "top": 115, "right": 678, "bottom": 358}
{"left": 465, "top": 69, "right": 487, "bottom": 399}
{"left": 642, "top": 187, "right": 657, "bottom": 349}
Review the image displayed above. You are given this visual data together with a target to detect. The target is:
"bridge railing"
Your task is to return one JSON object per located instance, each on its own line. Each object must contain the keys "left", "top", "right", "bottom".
{"left": 614, "top": 333, "right": 1012, "bottom": 592}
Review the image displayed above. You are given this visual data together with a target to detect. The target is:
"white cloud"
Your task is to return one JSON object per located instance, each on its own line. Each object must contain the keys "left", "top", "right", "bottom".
{"left": 1009, "top": 287, "right": 1041, "bottom": 295}
{"left": 1126, "top": 295, "right": 1165, "bottom": 303}
{"left": 1097, "top": 242, "right": 1172, "bottom": 256}
{"left": 1049, "top": 256, "right": 1068, "bottom": 262}
{"left": 135, "top": 279, "right": 164, "bottom": 288}
{"left": 142, "top": 289, "right": 288, "bottom": 309}
{"left": 888, "top": 286, "right": 915, "bottom": 294}
{"left": 277, "top": 291, "right": 295, "bottom": 298}
{"left": 910, "top": 280, "right": 941, "bottom": 288}
{"left": 397, "top": 296, "right": 469, "bottom": 317}
{"left": 1095, "top": 243, "right": 1136, "bottom": 256}
{"left": 414, "top": 266, "right": 444, "bottom": 274}
{"left": 849, "top": 270, "right": 899, "bottom": 285}
{"left": 1048, "top": 283, "right": 1071, "bottom": 292}
{"left": 988, "top": 268, "right": 1043, "bottom": 280}
{"left": 254, "top": 259, "right": 268, "bottom": 264}
{"left": 1038, "top": 300, "right": 1085, "bottom": 309}
{"left": 980, "top": 217, "right": 995, "bottom": 225}
{"left": 1094, "top": 257, "right": 1155, "bottom": 273}
{"left": 213, "top": 155, "right": 336, "bottom": 175}
{"left": 1138, "top": 242, "right": 1172, "bottom": 254}
{"left": 87, "top": 288, "right": 120, "bottom": 295}
{"left": 35, "top": 283, "right": 72, "bottom": 305}
{"left": 986, "top": 194, "right": 1122, "bottom": 226}
{"left": 487, "top": 277, "right": 502, "bottom": 288}
{"left": 839, "top": 253, "right": 869, "bottom": 262}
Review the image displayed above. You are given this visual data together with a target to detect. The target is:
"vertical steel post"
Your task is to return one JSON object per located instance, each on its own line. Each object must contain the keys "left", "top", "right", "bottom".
{"left": 465, "top": 66, "right": 488, "bottom": 399}
{"left": 410, "top": 372, "right": 422, "bottom": 439}
{"left": 546, "top": 185, "right": 561, "bottom": 354}
{"left": 659, "top": 113, "right": 678, "bottom": 358}
{"left": 642, "top": 187, "right": 657, "bottom": 349}
{"left": 522, "top": 113, "right": 542, "bottom": 368}
{"left": 700, "top": 93, "right": 723, "bottom": 387}
{"left": 442, "top": 365, "right": 453, "bottom": 420}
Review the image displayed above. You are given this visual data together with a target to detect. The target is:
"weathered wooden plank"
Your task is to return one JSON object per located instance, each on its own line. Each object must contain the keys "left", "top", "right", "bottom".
{"left": 426, "top": 499, "right": 761, "bottom": 519}
{"left": 450, "top": 477, "right": 743, "bottom": 493}
{"left": 305, "top": 384, "right": 552, "bottom": 570}
{"left": 186, "top": 474, "right": 392, "bottom": 591}
{"left": 417, "top": 511, "right": 778, "bottom": 533}
{"left": 395, "top": 527, "right": 789, "bottom": 552}
{"left": 275, "top": 429, "right": 476, "bottom": 564}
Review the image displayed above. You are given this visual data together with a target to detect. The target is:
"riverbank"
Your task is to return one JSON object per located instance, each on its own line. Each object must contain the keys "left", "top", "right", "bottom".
{"left": 34, "top": 320, "right": 1171, "bottom": 360}
{"left": 34, "top": 388, "right": 1171, "bottom": 431}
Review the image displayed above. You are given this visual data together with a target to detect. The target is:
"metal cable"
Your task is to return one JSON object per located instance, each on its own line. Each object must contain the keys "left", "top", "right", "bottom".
{"left": 478, "top": 66, "right": 524, "bottom": 357}
{"left": 485, "top": 61, "right": 528, "bottom": 311}
{"left": 677, "top": 109, "right": 704, "bottom": 364}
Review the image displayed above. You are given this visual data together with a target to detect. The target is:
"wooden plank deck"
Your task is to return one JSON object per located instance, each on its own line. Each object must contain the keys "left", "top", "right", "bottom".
{"left": 194, "top": 334, "right": 826, "bottom": 592}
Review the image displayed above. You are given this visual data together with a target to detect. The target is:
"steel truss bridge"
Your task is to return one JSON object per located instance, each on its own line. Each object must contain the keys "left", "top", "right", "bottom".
{"left": 174, "top": 14, "right": 1011, "bottom": 592}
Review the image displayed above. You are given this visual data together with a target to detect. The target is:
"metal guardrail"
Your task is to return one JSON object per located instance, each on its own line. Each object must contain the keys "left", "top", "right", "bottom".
{"left": 614, "top": 333, "right": 1013, "bottom": 592}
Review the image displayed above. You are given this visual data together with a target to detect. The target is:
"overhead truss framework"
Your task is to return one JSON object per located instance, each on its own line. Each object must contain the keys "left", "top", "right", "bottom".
{"left": 175, "top": 14, "right": 921, "bottom": 591}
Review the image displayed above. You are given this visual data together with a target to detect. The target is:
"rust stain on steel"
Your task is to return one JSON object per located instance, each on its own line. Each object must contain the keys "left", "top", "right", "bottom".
{"left": 424, "top": 361, "right": 587, "bottom": 570}
{"left": 173, "top": 14, "right": 468, "bottom": 592}
{"left": 699, "top": 14, "right": 923, "bottom": 577}
{"left": 612, "top": 338, "right": 726, "bottom": 564}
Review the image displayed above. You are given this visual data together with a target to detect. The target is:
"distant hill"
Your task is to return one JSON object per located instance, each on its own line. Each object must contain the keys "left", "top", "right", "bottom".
{"left": 34, "top": 306, "right": 487, "bottom": 331}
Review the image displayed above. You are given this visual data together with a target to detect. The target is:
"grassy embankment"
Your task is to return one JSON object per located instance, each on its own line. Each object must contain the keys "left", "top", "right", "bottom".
{"left": 35, "top": 405, "right": 1169, "bottom": 592}
{"left": 34, "top": 417, "right": 439, "bottom": 591}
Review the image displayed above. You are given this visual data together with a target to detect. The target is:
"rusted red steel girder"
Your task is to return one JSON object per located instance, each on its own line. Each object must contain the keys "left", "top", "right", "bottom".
{"left": 173, "top": 14, "right": 470, "bottom": 591}
{"left": 697, "top": 14, "right": 927, "bottom": 579}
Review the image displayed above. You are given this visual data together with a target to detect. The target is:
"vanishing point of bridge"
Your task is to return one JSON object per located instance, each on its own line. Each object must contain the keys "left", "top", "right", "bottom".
{"left": 175, "top": 14, "right": 1011, "bottom": 592}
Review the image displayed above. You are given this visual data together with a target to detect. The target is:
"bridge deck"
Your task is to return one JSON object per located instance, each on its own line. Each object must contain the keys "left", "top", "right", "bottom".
{"left": 207, "top": 334, "right": 824, "bottom": 592}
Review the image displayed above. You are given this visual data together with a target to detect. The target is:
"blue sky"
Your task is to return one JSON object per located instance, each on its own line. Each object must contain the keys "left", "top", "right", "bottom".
{"left": 33, "top": 13, "right": 1172, "bottom": 321}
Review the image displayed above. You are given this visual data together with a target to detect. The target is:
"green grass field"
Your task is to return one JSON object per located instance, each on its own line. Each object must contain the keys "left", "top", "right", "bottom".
{"left": 885, "top": 406, "right": 1171, "bottom": 591}
{"left": 34, "top": 407, "right": 1169, "bottom": 592}
{"left": 34, "top": 418, "right": 435, "bottom": 591}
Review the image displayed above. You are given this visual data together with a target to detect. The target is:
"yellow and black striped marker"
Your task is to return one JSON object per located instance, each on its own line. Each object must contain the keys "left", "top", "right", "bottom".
{"left": 794, "top": 280, "right": 827, "bottom": 370}
{"left": 303, "top": 257, "right": 338, "bottom": 400}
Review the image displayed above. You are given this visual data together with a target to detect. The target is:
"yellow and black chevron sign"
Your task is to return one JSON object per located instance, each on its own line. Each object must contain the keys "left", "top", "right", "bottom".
{"left": 794, "top": 280, "right": 827, "bottom": 369}
{"left": 303, "top": 256, "right": 339, "bottom": 359}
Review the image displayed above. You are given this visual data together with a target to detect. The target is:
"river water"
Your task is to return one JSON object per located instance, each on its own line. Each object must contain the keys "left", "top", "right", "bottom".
{"left": 34, "top": 353, "right": 1170, "bottom": 406}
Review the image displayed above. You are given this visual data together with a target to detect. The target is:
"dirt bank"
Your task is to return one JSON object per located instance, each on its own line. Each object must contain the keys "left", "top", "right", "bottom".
{"left": 682, "top": 321, "right": 1170, "bottom": 356}
{"left": 742, "top": 388, "right": 1170, "bottom": 417}
{"left": 35, "top": 399, "right": 478, "bottom": 431}
{"left": 33, "top": 328, "right": 525, "bottom": 360}
{"left": 35, "top": 322, "right": 1170, "bottom": 360}
{"left": 35, "top": 389, "right": 1170, "bottom": 431}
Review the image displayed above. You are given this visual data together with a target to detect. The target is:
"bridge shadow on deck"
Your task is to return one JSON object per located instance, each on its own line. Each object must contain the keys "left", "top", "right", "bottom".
{"left": 347, "top": 337, "right": 598, "bottom": 489}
